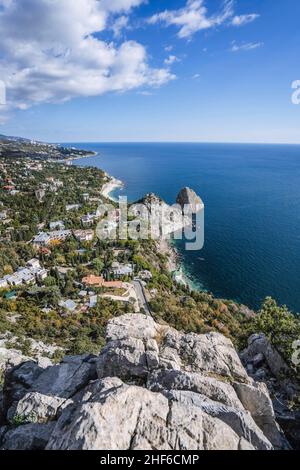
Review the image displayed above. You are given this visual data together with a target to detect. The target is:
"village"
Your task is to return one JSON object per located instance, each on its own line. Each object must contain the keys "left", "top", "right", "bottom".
{"left": 0, "top": 157, "right": 156, "bottom": 326}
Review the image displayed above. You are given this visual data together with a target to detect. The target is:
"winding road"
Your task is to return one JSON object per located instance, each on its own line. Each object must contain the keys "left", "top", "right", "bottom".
{"left": 132, "top": 280, "right": 152, "bottom": 317}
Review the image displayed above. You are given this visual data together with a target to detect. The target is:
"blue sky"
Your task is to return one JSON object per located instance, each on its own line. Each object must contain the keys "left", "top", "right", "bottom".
{"left": 0, "top": 0, "right": 300, "bottom": 143}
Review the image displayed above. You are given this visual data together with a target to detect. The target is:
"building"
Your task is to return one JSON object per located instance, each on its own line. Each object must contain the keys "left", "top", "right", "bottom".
{"left": 89, "top": 295, "right": 98, "bottom": 308}
{"left": 81, "top": 214, "right": 96, "bottom": 227}
{"left": 17, "top": 268, "right": 36, "bottom": 285}
{"left": 59, "top": 299, "right": 77, "bottom": 312}
{"left": 33, "top": 230, "right": 71, "bottom": 247}
{"left": 66, "top": 204, "right": 81, "bottom": 212}
{"left": 73, "top": 230, "right": 94, "bottom": 242}
{"left": 50, "top": 221, "right": 65, "bottom": 231}
{"left": 111, "top": 262, "right": 134, "bottom": 278}
{"left": 33, "top": 232, "right": 51, "bottom": 247}
{"left": 138, "top": 270, "right": 153, "bottom": 281}
{"left": 27, "top": 258, "right": 41, "bottom": 269}
{"left": 6, "top": 274, "right": 23, "bottom": 287}
{"left": 0, "top": 278, "right": 8, "bottom": 289}
{"left": 82, "top": 275, "right": 123, "bottom": 290}
{"left": 83, "top": 193, "right": 90, "bottom": 202}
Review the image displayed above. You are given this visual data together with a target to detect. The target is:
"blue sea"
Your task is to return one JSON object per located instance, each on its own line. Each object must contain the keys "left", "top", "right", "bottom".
{"left": 70, "top": 143, "right": 300, "bottom": 313}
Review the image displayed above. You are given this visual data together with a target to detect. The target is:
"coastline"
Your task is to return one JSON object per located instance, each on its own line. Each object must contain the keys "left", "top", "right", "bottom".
{"left": 72, "top": 153, "right": 196, "bottom": 289}
{"left": 101, "top": 174, "right": 124, "bottom": 201}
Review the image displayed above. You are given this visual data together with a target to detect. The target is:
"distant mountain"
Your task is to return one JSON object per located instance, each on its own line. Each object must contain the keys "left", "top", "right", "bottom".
{"left": 0, "top": 133, "right": 95, "bottom": 161}
{"left": 0, "top": 133, "right": 32, "bottom": 143}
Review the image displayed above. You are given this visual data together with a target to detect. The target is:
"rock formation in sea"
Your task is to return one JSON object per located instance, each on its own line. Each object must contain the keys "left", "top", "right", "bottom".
{"left": 176, "top": 187, "right": 204, "bottom": 213}
{"left": 0, "top": 314, "right": 292, "bottom": 450}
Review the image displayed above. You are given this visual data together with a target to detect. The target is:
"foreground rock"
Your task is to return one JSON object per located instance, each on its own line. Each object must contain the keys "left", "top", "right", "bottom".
{"left": 0, "top": 314, "right": 291, "bottom": 450}
{"left": 241, "top": 333, "right": 300, "bottom": 449}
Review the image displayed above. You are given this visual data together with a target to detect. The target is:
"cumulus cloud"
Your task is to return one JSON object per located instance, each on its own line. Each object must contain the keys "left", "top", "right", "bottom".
{"left": 232, "top": 14, "right": 259, "bottom": 27}
{"left": 164, "top": 55, "right": 180, "bottom": 66}
{"left": 148, "top": 0, "right": 235, "bottom": 39}
{"left": 149, "top": 0, "right": 260, "bottom": 39}
{"left": 231, "top": 41, "right": 263, "bottom": 52}
{"left": 0, "top": 0, "right": 174, "bottom": 113}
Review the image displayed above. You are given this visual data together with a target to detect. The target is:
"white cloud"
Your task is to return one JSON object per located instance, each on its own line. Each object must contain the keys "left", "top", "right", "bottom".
{"left": 231, "top": 41, "right": 263, "bottom": 52}
{"left": 149, "top": 0, "right": 260, "bottom": 39}
{"left": 164, "top": 55, "right": 180, "bottom": 66}
{"left": 0, "top": 0, "right": 174, "bottom": 113}
{"left": 232, "top": 14, "right": 259, "bottom": 27}
{"left": 148, "top": 0, "right": 235, "bottom": 39}
{"left": 112, "top": 15, "right": 130, "bottom": 38}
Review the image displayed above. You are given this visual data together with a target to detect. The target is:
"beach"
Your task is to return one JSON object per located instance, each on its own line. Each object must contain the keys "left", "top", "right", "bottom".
{"left": 101, "top": 174, "right": 124, "bottom": 201}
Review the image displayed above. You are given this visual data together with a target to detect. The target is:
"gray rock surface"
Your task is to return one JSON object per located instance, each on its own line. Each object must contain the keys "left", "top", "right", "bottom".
{"left": 0, "top": 423, "right": 55, "bottom": 450}
{"left": 0, "top": 314, "right": 292, "bottom": 450}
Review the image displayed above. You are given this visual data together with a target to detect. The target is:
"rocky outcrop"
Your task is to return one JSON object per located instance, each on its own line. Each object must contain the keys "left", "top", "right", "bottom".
{"left": 241, "top": 333, "right": 300, "bottom": 449}
{"left": 176, "top": 187, "right": 204, "bottom": 213}
{"left": 0, "top": 314, "right": 291, "bottom": 450}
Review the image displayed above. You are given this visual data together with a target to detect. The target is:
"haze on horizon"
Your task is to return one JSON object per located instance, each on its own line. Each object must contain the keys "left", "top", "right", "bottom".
{"left": 0, "top": 0, "right": 300, "bottom": 144}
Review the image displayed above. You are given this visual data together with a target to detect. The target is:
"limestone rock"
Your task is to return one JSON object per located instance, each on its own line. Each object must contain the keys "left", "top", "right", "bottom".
{"left": 176, "top": 187, "right": 204, "bottom": 213}
{"left": 47, "top": 378, "right": 241, "bottom": 451}
{"left": 7, "top": 392, "right": 68, "bottom": 424}
{"left": 240, "top": 333, "right": 290, "bottom": 379}
{"left": 0, "top": 423, "right": 55, "bottom": 450}
{"left": 0, "top": 314, "right": 290, "bottom": 450}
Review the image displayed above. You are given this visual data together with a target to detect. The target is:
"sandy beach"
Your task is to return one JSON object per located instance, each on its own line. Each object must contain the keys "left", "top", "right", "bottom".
{"left": 101, "top": 175, "right": 124, "bottom": 201}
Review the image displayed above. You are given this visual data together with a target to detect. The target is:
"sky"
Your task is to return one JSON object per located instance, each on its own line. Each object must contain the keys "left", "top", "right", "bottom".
{"left": 0, "top": 0, "right": 300, "bottom": 143}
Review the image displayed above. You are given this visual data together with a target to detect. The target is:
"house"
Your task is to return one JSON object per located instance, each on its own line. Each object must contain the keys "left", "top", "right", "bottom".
{"left": 33, "top": 232, "right": 51, "bottom": 247}
{"left": 0, "top": 211, "right": 8, "bottom": 220}
{"left": 82, "top": 275, "right": 103, "bottom": 287}
{"left": 79, "top": 290, "right": 88, "bottom": 298}
{"left": 35, "top": 268, "right": 48, "bottom": 282}
{"left": 83, "top": 193, "right": 90, "bottom": 202}
{"left": 50, "top": 221, "right": 65, "bottom": 231}
{"left": 81, "top": 214, "right": 96, "bottom": 227}
{"left": 59, "top": 299, "right": 77, "bottom": 312}
{"left": 111, "top": 262, "right": 134, "bottom": 278}
{"left": 66, "top": 204, "right": 81, "bottom": 212}
{"left": 49, "top": 230, "right": 72, "bottom": 242}
{"left": 0, "top": 278, "right": 8, "bottom": 289}
{"left": 27, "top": 258, "right": 41, "bottom": 269}
{"left": 138, "top": 270, "right": 153, "bottom": 281}
{"left": 6, "top": 274, "right": 23, "bottom": 287}
{"left": 89, "top": 295, "right": 98, "bottom": 308}
{"left": 82, "top": 275, "right": 123, "bottom": 290}
{"left": 17, "top": 268, "right": 36, "bottom": 285}
{"left": 73, "top": 229, "right": 94, "bottom": 242}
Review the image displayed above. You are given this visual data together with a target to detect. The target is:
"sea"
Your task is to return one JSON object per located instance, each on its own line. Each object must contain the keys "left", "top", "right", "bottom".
{"left": 69, "top": 142, "right": 300, "bottom": 313}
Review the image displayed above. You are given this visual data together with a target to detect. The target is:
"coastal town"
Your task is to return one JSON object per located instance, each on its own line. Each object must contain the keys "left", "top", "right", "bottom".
{"left": 0, "top": 151, "right": 189, "bottom": 357}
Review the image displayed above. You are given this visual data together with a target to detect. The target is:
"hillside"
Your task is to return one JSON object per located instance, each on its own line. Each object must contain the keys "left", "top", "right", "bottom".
{"left": 0, "top": 134, "right": 94, "bottom": 161}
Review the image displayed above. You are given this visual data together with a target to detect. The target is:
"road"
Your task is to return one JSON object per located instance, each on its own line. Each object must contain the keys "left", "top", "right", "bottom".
{"left": 132, "top": 280, "right": 152, "bottom": 316}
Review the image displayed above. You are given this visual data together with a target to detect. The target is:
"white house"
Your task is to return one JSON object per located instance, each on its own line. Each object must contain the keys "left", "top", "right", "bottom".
{"left": 0, "top": 278, "right": 8, "bottom": 289}
{"left": 50, "top": 221, "right": 65, "bottom": 231}
{"left": 73, "top": 230, "right": 94, "bottom": 242}
{"left": 111, "top": 262, "right": 134, "bottom": 278}
{"left": 27, "top": 258, "right": 41, "bottom": 269}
